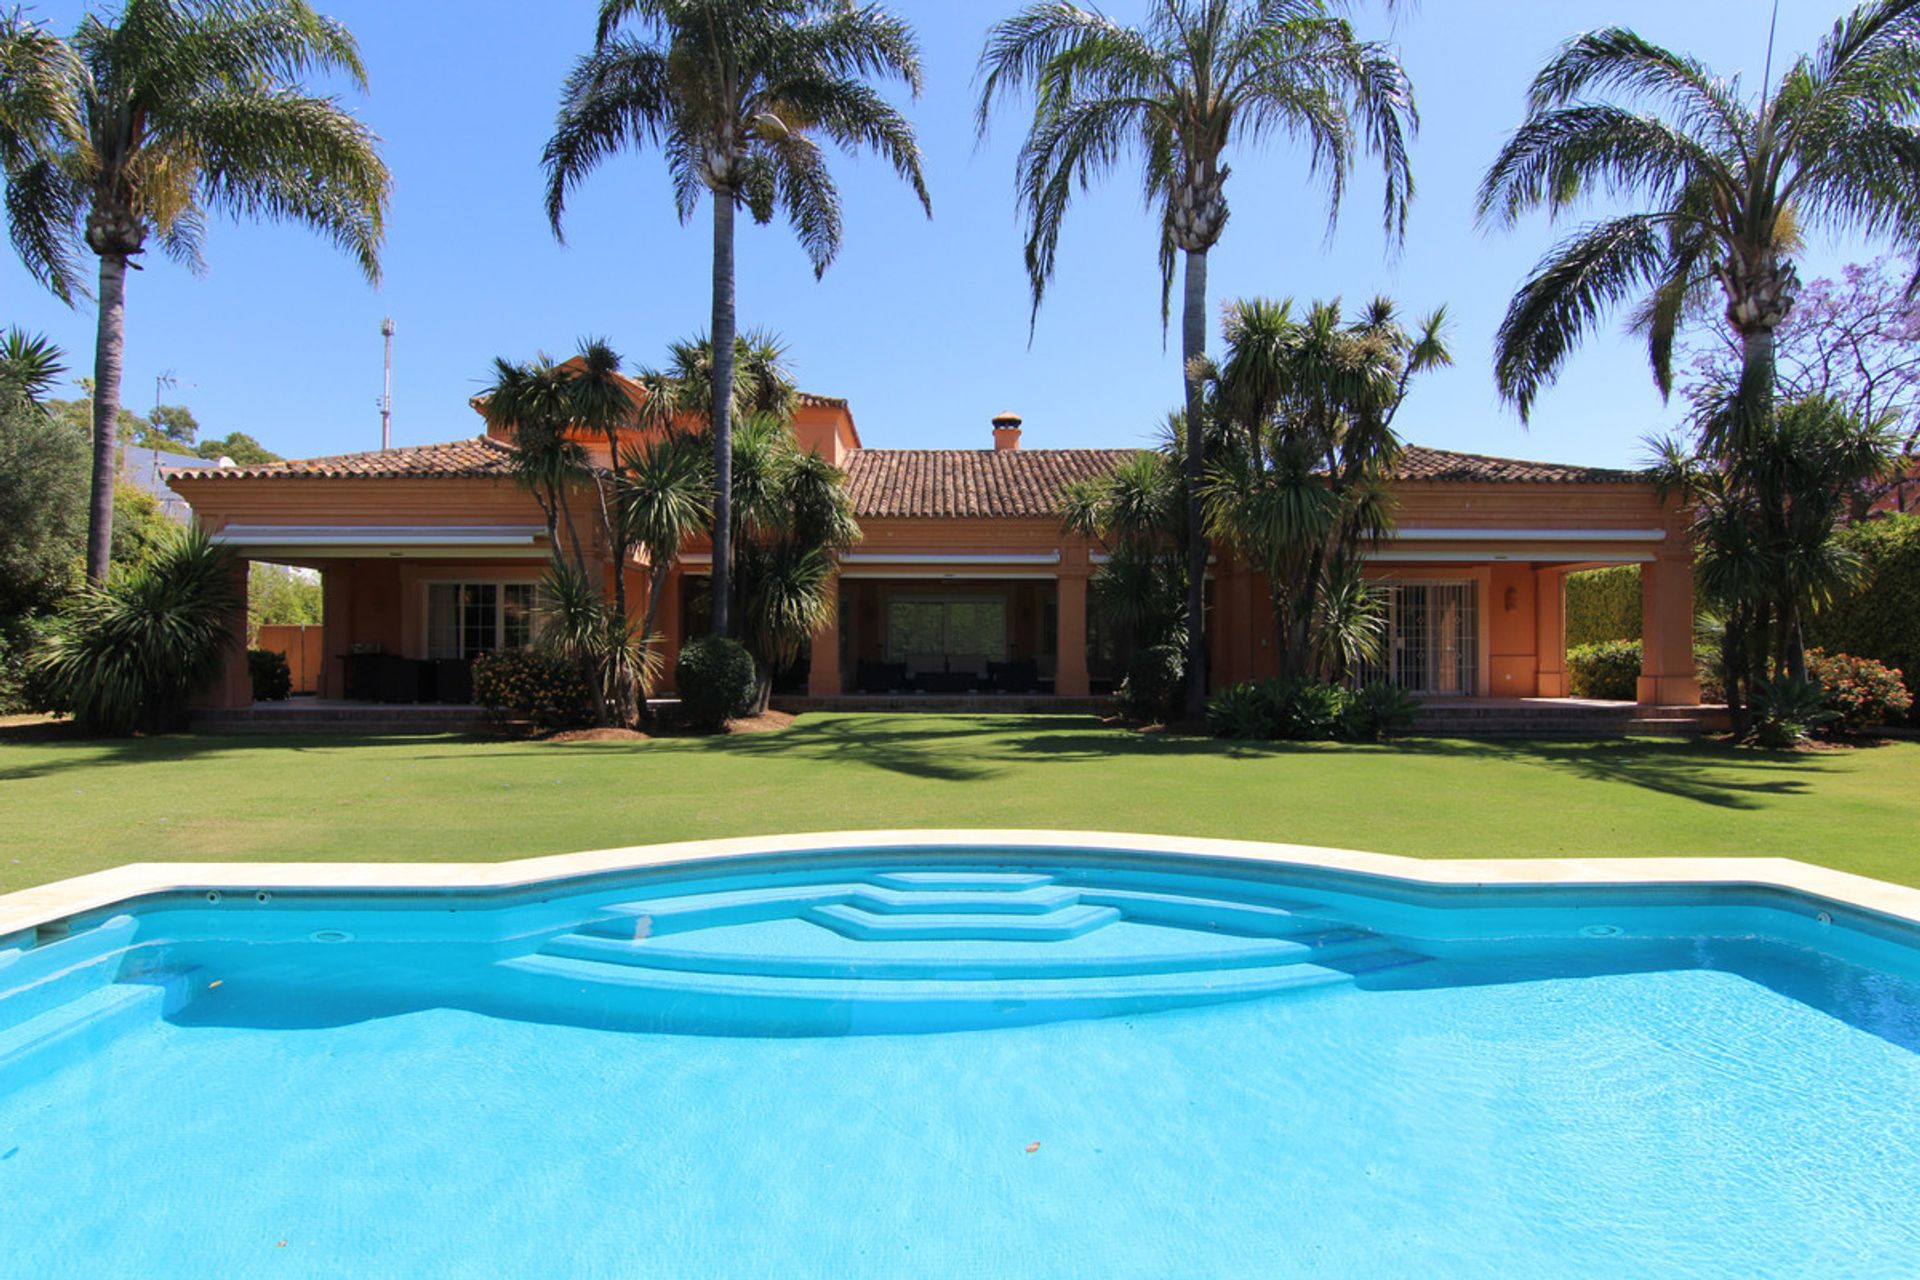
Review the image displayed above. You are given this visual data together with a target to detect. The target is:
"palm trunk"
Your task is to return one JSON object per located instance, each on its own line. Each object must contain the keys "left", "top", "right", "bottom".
{"left": 709, "top": 190, "right": 738, "bottom": 639}
{"left": 85, "top": 253, "right": 130, "bottom": 582}
{"left": 1180, "top": 245, "right": 1209, "bottom": 719}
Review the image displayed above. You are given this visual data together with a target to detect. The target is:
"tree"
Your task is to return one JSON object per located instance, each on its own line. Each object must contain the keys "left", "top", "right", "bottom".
{"left": 544, "top": 0, "right": 929, "bottom": 642}
{"left": 1479, "top": 4, "right": 1920, "bottom": 442}
{"left": 0, "top": 9, "right": 80, "bottom": 215}
{"left": 193, "top": 431, "right": 280, "bottom": 465}
{"left": 1681, "top": 257, "right": 1920, "bottom": 511}
{"left": 1062, "top": 445, "right": 1190, "bottom": 666}
{"left": 146, "top": 403, "right": 197, "bottom": 448}
{"left": 0, "top": 396, "right": 85, "bottom": 618}
{"left": 1652, "top": 396, "right": 1901, "bottom": 733}
{"left": 723, "top": 413, "right": 859, "bottom": 711}
{"left": 979, "top": 0, "right": 1417, "bottom": 718}
{"left": 1199, "top": 296, "right": 1449, "bottom": 679}
{"left": 248, "top": 562, "right": 321, "bottom": 629}
{"left": 5, "top": 0, "right": 389, "bottom": 583}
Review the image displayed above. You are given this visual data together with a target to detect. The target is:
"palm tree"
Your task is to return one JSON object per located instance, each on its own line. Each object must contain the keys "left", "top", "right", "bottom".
{"left": 620, "top": 427, "right": 711, "bottom": 697}
{"left": 1478, "top": 3, "right": 1920, "bottom": 437}
{"left": 724, "top": 412, "right": 859, "bottom": 710}
{"left": 1652, "top": 394, "right": 1899, "bottom": 731}
{"left": 543, "top": 0, "right": 930, "bottom": 641}
{"left": 566, "top": 338, "right": 646, "bottom": 720}
{"left": 1199, "top": 296, "right": 1448, "bottom": 678}
{"left": 4, "top": 0, "right": 388, "bottom": 584}
{"left": 1062, "top": 446, "right": 1189, "bottom": 662}
{"left": 978, "top": 0, "right": 1417, "bottom": 717}
{"left": 0, "top": 9, "right": 80, "bottom": 219}
{"left": 480, "top": 356, "right": 592, "bottom": 574}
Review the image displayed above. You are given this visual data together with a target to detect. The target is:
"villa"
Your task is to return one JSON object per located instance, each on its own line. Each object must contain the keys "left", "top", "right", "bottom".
{"left": 164, "top": 375, "right": 1703, "bottom": 713}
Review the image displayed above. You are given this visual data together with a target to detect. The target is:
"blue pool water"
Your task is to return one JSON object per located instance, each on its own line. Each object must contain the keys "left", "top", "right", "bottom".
{"left": 4, "top": 851, "right": 1920, "bottom": 1277}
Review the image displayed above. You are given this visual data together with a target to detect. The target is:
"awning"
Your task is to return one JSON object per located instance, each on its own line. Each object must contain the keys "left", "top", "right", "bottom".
{"left": 209, "top": 525, "right": 550, "bottom": 559}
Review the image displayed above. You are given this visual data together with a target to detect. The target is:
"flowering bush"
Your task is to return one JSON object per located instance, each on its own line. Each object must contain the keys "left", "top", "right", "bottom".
{"left": 471, "top": 648, "right": 591, "bottom": 731}
{"left": 1806, "top": 649, "right": 1913, "bottom": 733}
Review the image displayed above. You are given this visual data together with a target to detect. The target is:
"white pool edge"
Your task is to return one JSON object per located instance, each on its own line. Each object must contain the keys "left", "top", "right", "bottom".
{"left": 5, "top": 831, "right": 1920, "bottom": 940}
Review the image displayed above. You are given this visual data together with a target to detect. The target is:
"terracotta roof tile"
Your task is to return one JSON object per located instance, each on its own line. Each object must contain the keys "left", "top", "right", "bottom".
{"left": 1394, "top": 445, "right": 1641, "bottom": 484}
{"left": 163, "top": 436, "right": 518, "bottom": 481}
{"left": 843, "top": 449, "right": 1136, "bottom": 518}
{"left": 165, "top": 436, "right": 1644, "bottom": 506}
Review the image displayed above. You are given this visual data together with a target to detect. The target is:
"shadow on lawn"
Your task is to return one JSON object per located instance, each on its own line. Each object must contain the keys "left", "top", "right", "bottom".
{"left": 720, "top": 715, "right": 1844, "bottom": 810}
{"left": 0, "top": 712, "right": 1859, "bottom": 812}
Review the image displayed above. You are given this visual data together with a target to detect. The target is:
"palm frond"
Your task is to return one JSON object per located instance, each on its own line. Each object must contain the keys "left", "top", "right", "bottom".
{"left": 1493, "top": 215, "right": 1678, "bottom": 421}
{"left": 543, "top": 38, "right": 676, "bottom": 237}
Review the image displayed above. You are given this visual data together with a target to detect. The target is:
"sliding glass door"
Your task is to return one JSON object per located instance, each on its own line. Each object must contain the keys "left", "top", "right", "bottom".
{"left": 1361, "top": 581, "right": 1478, "bottom": 696}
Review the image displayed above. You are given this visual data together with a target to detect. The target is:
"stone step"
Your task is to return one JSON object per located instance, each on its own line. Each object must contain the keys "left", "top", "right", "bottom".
{"left": 807, "top": 902, "right": 1122, "bottom": 941}
{"left": 494, "top": 951, "right": 1369, "bottom": 1035}
{"left": 541, "top": 923, "right": 1382, "bottom": 980}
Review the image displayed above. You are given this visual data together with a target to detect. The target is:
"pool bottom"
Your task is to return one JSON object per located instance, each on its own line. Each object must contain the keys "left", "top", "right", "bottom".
{"left": 2, "top": 961, "right": 1917, "bottom": 1279}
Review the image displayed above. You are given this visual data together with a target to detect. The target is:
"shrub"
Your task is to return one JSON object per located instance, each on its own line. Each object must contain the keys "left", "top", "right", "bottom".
{"left": 34, "top": 526, "right": 242, "bottom": 735}
{"left": 247, "top": 649, "right": 292, "bottom": 702}
{"left": 471, "top": 648, "right": 591, "bottom": 731}
{"left": 675, "top": 636, "right": 757, "bottom": 732}
{"left": 1341, "top": 682, "right": 1420, "bottom": 742}
{"left": 0, "top": 614, "right": 67, "bottom": 716}
{"left": 1206, "top": 677, "right": 1347, "bottom": 742}
{"left": 1566, "top": 566, "right": 1641, "bottom": 647}
{"left": 1807, "top": 514, "right": 1920, "bottom": 716}
{"left": 1567, "top": 640, "right": 1642, "bottom": 700}
{"left": 1751, "top": 674, "right": 1840, "bottom": 748}
{"left": 1117, "top": 643, "right": 1185, "bottom": 722}
{"left": 1805, "top": 649, "right": 1913, "bottom": 733}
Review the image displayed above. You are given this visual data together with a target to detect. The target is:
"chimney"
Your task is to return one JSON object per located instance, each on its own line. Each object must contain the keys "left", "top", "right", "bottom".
{"left": 992, "top": 411, "right": 1023, "bottom": 451}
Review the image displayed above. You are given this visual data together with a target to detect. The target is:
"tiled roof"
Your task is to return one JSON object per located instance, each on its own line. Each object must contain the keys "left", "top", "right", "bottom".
{"left": 163, "top": 436, "right": 519, "bottom": 481}
{"left": 843, "top": 449, "right": 1137, "bottom": 518}
{"left": 1394, "top": 445, "right": 1641, "bottom": 485}
{"left": 164, "top": 436, "right": 1644, "bottom": 508}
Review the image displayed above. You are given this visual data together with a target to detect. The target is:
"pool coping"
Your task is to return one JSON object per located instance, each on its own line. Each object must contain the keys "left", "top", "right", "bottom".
{"left": 5, "top": 831, "right": 1920, "bottom": 940}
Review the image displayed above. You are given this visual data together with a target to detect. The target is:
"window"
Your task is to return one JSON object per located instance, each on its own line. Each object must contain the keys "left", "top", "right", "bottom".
{"left": 427, "top": 582, "right": 538, "bottom": 659}
{"left": 1358, "top": 581, "right": 1478, "bottom": 696}
{"left": 885, "top": 596, "right": 1008, "bottom": 663}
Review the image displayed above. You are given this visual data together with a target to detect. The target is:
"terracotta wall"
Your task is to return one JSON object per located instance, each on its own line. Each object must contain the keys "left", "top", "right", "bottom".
{"left": 254, "top": 624, "right": 325, "bottom": 694}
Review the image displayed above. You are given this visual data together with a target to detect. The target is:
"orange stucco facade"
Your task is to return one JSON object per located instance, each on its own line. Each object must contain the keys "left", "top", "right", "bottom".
{"left": 168, "top": 389, "right": 1700, "bottom": 713}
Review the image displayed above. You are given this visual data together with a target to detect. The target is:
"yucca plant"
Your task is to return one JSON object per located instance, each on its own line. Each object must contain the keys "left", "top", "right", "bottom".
{"left": 534, "top": 561, "right": 659, "bottom": 728}
{"left": 36, "top": 524, "right": 241, "bottom": 735}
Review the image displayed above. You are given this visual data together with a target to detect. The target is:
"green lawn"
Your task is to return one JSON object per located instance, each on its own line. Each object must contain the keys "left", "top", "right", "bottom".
{"left": 2, "top": 712, "right": 1916, "bottom": 894}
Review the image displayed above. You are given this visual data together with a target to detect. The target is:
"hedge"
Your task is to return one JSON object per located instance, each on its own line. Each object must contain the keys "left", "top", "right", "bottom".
{"left": 1806, "top": 513, "right": 1919, "bottom": 708}
{"left": 1567, "top": 640, "right": 1642, "bottom": 700}
{"left": 1566, "top": 566, "right": 1641, "bottom": 647}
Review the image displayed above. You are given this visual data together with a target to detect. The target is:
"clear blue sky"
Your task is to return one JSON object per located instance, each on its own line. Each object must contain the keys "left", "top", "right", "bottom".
{"left": 1, "top": 0, "right": 1889, "bottom": 468}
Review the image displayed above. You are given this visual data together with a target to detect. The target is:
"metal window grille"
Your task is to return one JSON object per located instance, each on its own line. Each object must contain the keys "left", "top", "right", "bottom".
{"left": 1357, "top": 581, "right": 1478, "bottom": 696}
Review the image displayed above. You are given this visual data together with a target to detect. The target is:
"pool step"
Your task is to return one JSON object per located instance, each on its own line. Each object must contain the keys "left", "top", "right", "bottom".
{"left": 0, "top": 983, "right": 169, "bottom": 1096}
{"left": 0, "top": 915, "right": 141, "bottom": 1033}
{"left": 495, "top": 951, "right": 1362, "bottom": 1035}
{"left": 541, "top": 924, "right": 1380, "bottom": 980}
{"left": 841, "top": 885, "right": 1082, "bottom": 915}
{"left": 868, "top": 871, "right": 1055, "bottom": 891}
{"left": 808, "top": 902, "right": 1120, "bottom": 942}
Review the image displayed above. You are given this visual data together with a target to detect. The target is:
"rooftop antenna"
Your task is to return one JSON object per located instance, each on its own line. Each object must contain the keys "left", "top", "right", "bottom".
{"left": 379, "top": 316, "right": 395, "bottom": 450}
{"left": 154, "top": 369, "right": 177, "bottom": 416}
{"left": 1762, "top": 0, "right": 1782, "bottom": 104}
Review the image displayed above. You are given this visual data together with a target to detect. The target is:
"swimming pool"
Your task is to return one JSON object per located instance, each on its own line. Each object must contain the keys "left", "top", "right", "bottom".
{"left": 4, "top": 835, "right": 1920, "bottom": 1277}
